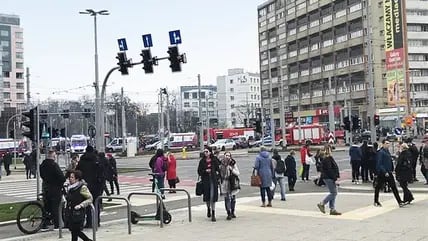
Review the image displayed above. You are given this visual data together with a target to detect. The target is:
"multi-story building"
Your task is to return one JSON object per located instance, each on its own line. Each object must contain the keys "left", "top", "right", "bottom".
{"left": 0, "top": 14, "right": 25, "bottom": 110}
{"left": 217, "top": 68, "right": 261, "bottom": 128}
{"left": 257, "top": 0, "right": 428, "bottom": 131}
{"left": 177, "top": 85, "right": 217, "bottom": 132}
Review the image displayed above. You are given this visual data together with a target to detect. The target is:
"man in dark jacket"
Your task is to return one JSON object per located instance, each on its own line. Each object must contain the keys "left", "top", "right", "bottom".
{"left": 349, "top": 141, "right": 362, "bottom": 184}
{"left": 40, "top": 150, "right": 66, "bottom": 229}
{"left": 3, "top": 151, "right": 12, "bottom": 176}
{"left": 406, "top": 138, "right": 419, "bottom": 183}
{"left": 374, "top": 140, "right": 405, "bottom": 207}
{"left": 360, "top": 141, "right": 370, "bottom": 183}
{"left": 284, "top": 150, "right": 297, "bottom": 191}
{"left": 76, "top": 145, "right": 103, "bottom": 228}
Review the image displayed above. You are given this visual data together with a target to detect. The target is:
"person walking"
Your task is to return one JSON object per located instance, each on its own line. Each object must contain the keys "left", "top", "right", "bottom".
{"left": 314, "top": 148, "right": 324, "bottom": 186}
{"left": 106, "top": 154, "right": 120, "bottom": 195}
{"left": 395, "top": 143, "right": 414, "bottom": 204}
{"left": 374, "top": 140, "right": 405, "bottom": 207}
{"left": 285, "top": 150, "right": 297, "bottom": 191}
{"left": 153, "top": 149, "right": 167, "bottom": 199}
{"left": 3, "top": 151, "right": 12, "bottom": 176}
{"left": 23, "top": 152, "right": 32, "bottom": 179}
{"left": 407, "top": 138, "right": 419, "bottom": 183}
{"left": 316, "top": 146, "right": 341, "bottom": 215}
{"left": 419, "top": 141, "right": 428, "bottom": 184}
{"left": 76, "top": 146, "right": 104, "bottom": 228}
{"left": 300, "top": 141, "right": 312, "bottom": 181}
{"left": 360, "top": 140, "right": 370, "bottom": 183}
{"left": 197, "top": 147, "right": 220, "bottom": 222}
{"left": 0, "top": 154, "right": 2, "bottom": 180}
{"left": 272, "top": 149, "right": 286, "bottom": 201}
{"left": 30, "top": 149, "right": 37, "bottom": 178}
{"left": 349, "top": 141, "right": 362, "bottom": 184}
{"left": 367, "top": 142, "right": 377, "bottom": 182}
{"left": 166, "top": 152, "right": 177, "bottom": 192}
{"left": 64, "top": 170, "right": 93, "bottom": 241}
{"left": 254, "top": 146, "right": 274, "bottom": 207}
{"left": 40, "top": 150, "right": 66, "bottom": 229}
{"left": 220, "top": 152, "right": 240, "bottom": 220}
{"left": 97, "top": 152, "right": 111, "bottom": 200}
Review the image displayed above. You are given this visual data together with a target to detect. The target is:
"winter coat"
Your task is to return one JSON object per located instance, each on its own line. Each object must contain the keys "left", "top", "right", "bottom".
{"left": 254, "top": 151, "right": 273, "bottom": 188}
{"left": 197, "top": 155, "right": 220, "bottom": 202}
{"left": 108, "top": 157, "right": 118, "bottom": 177}
{"left": 419, "top": 145, "right": 428, "bottom": 167}
{"left": 361, "top": 143, "right": 370, "bottom": 167}
{"left": 367, "top": 146, "right": 377, "bottom": 172}
{"left": 99, "top": 156, "right": 113, "bottom": 182}
{"left": 220, "top": 158, "right": 240, "bottom": 195}
{"left": 300, "top": 146, "right": 311, "bottom": 165}
{"left": 349, "top": 145, "right": 362, "bottom": 161}
{"left": 40, "top": 158, "right": 66, "bottom": 195}
{"left": 23, "top": 155, "right": 31, "bottom": 169}
{"left": 320, "top": 155, "right": 340, "bottom": 181}
{"left": 284, "top": 154, "right": 297, "bottom": 177}
{"left": 3, "top": 153, "right": 12, "bottom": 165}
{"left": 376, "top": 148, "right": 394, "bottom": 175}
{"left": 65, "top": 181, "right": 93, "bottom": 230}
{"left": 154, "top": 156, "right": 166, "bottom": 177}
{"left": 395, "top": 149, "right": 413, "bottom": 183}
{"left": 76, "top": 152, "right": 104, "bottom": 190}
{"left": 166, "top": 155, "right": 177, "bottom": 180}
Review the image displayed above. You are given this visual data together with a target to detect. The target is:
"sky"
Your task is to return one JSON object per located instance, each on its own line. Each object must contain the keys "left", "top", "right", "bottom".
{"left": 2, "top": 0, "right": 264, "bottom": 112}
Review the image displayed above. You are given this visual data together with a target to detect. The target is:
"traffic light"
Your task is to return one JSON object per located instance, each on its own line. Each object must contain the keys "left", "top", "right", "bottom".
{"left": 167, "top": 46, "right": 182, "bottom": 72}
{"left": 351, "top": 115, "right": 361, "bottom": 131}
{"left": 255, "top": 120, "right": 262, "bottom": 133}
{"left": 116, "top": 52, "right": 131, "bottom": 75}
{"left": 61, "top": 109, "right": 70, "bottom": 119}
{"left": 140, "top": 49, "right": 154, "bottom": 74}
{"left": 83, "top": 108, "right": 91, "bottom": 118}
{"left": 343, "top": 116, "right": 351, "bottom": 131}
{"left": 374, "top": 114, "right": 380, "bottom": 126}
{"left": 22, "top": 107, "right": 37, "bottom": 141}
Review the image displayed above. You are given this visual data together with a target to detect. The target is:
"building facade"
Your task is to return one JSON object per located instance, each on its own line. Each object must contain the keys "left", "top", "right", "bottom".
{"left": 257, "top": 0, "right": 428, "bottom": 132}
{"left": 177, "top": 85, "right": 217, "bottom": 132}
{"left": 0, "top": 14, "right": 25, "bottom": 110}
{"left": 217, "top": 68, "right": 261, "bottom": 128}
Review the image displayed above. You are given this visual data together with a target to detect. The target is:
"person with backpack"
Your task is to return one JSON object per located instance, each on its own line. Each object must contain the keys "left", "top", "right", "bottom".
{"left": 153, "top": 148, "right": 167, "bottom": 199}
{"left": 419, "top": 141, "right": 428, "bottom": 184}
{"left": 285, "top": 150, "right": 297, "bottom": 191}
{"left": 272, "top": 149, "right": 286, "bottom": 201}
{"left": 395, "top": 143, "right": 414, "bottom": 204}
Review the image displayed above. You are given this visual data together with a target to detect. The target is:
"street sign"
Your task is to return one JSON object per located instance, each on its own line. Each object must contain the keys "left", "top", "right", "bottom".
{"left": 394, "top": 127, "right": 403, "bottom": 135}
{"left": 117, "top": 38, "right": 128, "bottom": 51}
{"left": 169, "top": 30, "right": 182, "bottom": 45}
{"left": 88, "top": 125, "right": 96, "bottom": 138}
{"left": 142, "top": 34, "right": 153, "bottom": 48}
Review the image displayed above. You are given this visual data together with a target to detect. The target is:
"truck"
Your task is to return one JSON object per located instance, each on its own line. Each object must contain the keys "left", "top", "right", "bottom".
{"left": 274, "top": 124, "right": 326, "bottom": 145}
{"left": 106, "top": 137, "right": 126, "bottom": 153}
{"left": 204, "top": 128, "right": 255, "bottom": 142}
{"left": 70, "top": 135, "right": 88, "bottom": 154}
{"left": 168, "top": 132, "right": 198, "bottom": 149}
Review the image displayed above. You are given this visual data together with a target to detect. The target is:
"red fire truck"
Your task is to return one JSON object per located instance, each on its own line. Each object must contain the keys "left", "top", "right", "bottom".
{"left": 274, "top": 124, "right": 327, "bottom": 145}
{"left": 204, "top": 128, "right": 255, "bottom": 142}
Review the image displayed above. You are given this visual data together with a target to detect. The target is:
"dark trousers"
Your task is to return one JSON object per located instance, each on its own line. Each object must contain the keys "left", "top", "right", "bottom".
{"left": 224, "top": 194, "right": 236, "bottom": 214}
{"left": 168, "top": 179, "right": 176, "bottom": 189}
{"left": 109, "top": 178, "right": 120, "bottom": 195}
{"left": 4, "top": 162, "right": 11, "bottom": 175}
{"left": 259, "top": 187, "right": 273, "bottom": 203}
{"left": 44, "top": 192, "right": 62, "bottom": 228}
{"left": 86, "top": 186, "right": 102, "bottom": 227}
{"left": 71, "top": 226, "right": 91, "bottom": 241}
{"left": 351, "top": 160, "right": 361, "bottom": 181}
{"left": 421, "top": 164, "right": 428, "bottom": 183}
{"left": 25, "top": 168, "right": 32, "bottom": 179}
{"left": 287, "top": 174, "right": 297, "bottom": 190}
{"left": 398, "top": 180, "right": 414, "bottom": 202}
{"left": 301, "top": 164, "right": 310, "bottom": 180}
{"left": 411, "top": 160, "right": 417, "bottom": 180}
{"left": 102, "top": 182, "right": 110, "bottom": 196}
{"left": 374, "top": 173, "right": 402, "bottom": 204}
{"left": 361, "top": 164, "right": 369, "bottom": 182}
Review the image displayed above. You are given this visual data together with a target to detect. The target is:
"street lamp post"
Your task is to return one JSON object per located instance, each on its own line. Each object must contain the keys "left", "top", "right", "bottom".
{"left": 79, "top": 9, "right": 109, "bottom": 152}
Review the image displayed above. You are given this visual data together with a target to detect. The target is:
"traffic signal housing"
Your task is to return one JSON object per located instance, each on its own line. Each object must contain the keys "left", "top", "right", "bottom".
{"left": 351, "top": 115, "right": 361, "bottom": 131}
{"left": 22, "top": 107, "right": 37, "bottom": 141}
{"left": 140, "top": 49, "right": 154, "bottom": 74}
{"left": 116, "top": 52, "right": 131, "bottom": 75}
{"left": 374, "top": 114, "right": 380, "bottom": 126}
{"left": 343, "top": 116, "right": 351, "bottom": 131}
{"left": 167, "top": 46, "right": 182, "bottom": 72}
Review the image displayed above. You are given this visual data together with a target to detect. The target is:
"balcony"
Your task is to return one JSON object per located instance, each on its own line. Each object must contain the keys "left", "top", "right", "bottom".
{"left": 409, "top": 61, "right": 428, "bottom": 69}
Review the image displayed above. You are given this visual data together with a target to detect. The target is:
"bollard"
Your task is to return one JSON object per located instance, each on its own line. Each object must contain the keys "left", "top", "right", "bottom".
{"left": 182, "top": 146, "right": 187, "bottom": 159}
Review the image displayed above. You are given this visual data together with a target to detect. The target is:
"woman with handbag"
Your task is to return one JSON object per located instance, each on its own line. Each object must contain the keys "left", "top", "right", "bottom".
{"left": 254, "top": 146, "right": 274, "bottom": 207}
{"left": 65, "top": 170, "right": 93, "bottom": 241}
{"left": 197, "top": 146, "right": 221, "bottom": 222}
{"left": 220, "top": 152, "right": 240, "bottom": 220}
{"left": 166, "top": 152, "right": 178, "bottom": 193}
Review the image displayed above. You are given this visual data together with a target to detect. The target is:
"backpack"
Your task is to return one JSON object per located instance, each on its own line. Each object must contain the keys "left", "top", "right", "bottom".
{"left": 275, "top": 159, "right": 286, "bottom": 174}
{"left": 149, "top": 155, "right": 156, "bottom": 170}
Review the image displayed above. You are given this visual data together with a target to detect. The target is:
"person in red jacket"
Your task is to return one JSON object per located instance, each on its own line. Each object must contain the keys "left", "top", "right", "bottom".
{"left": 166, "top": 152, "right": 177, "bottom": 193}
{"left": 300, "top": 140, "right": 313, "bottom": 181}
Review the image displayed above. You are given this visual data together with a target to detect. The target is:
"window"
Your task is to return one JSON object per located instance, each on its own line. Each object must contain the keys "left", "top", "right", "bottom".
{"left": 3, "top": 72, "right": 9, "bottom": 78}
{"left": 259, "top": 20, "right": 267, "bottom": 28}
{"left": 200, "top": 92, "right": 205, "bottom": 99}
{"left": 16, "top": 62, "right": 24, "bottom": 69}
{"left": 209, "top": 102, "right": 214, "bottom": 108}
{"left": 16, "top": 93, "right": 24, "bottom": 100}
{"left": 16, "top": 72, "right": 24, "bottom": 79}
{"left": 184, "top": 102, "right": 190, "bottom": 107}
{"left": 230, "top": 96, "right": 235, "bottom": 101}
{"left": 201, "top": 102, "right": 206, "bottom": 108}
{"left": 1, "top": 41, "right": 9, "bottom": 47}
{"left": 192, "top": 111, "right": 198, "bottom": 116}
{"left": 16, "top": 42, "right": 23, "bottom": 49}
{"left": 16, "top": 52, "right": 23, "bottom": 59}
{"left": 0, "top": 30, "right": 8, "bottom": 37}
{"left": 231, "top": 104, "right": 235, "bottom": 108}
{"left": 287, "top": 7, "right": 295, "bottom": 15}
{"left": 3, "top": 82, "right": 10, "bottom": 88}
{"left": 259, "top": 8, "right": 267, "bottom": 17}
{"left": 192, "top": 102, "right": 198, "bottom": 107}
{"left": 15, "top": 32, "right": 23, "bottom": 38}
{"left": 230, "top": 88, "right": 234, "bottom": 92}
{"left": 349, "top": 3, "right": 362, "bottom": 13}
{"left": 184, "top": 92, "right": 189, "bottom": 99}
{"left": 2, "top": 51, "right": 9, "bottom": 58}
{"left": 230, "top": 79, "right": 234, "bottom": 84}
{"left": 192, "top": 92, "right": 198, "bottom": 99}
{"left": 3, "top": 92, "right": 10, "bottom": 99}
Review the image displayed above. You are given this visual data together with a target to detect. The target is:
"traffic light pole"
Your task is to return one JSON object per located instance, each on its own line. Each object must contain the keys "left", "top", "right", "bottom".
{"left": 6, "top": 113, "right": 22, "bottom": 140}
{"left": 36, "top": 106, "right": 41, "bottom": 201}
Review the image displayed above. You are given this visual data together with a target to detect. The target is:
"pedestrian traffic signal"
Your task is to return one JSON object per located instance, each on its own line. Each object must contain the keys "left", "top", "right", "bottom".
{"left": 167, "top": 46, "right": 182, "bottom": 72}
{"left": 374, "top": 114, "right": 380, "bottom": 126}
{"left": 140, "top": 49, "right": 154, "bottom": 74}
{"left": 343, "top": 116, "right": 351, "bottom": 131}
{"left": 22, "top": 107, "right": 37, "bottom": 141}
{"left": 116, "top": 52, "right": 131, "bottom": 75}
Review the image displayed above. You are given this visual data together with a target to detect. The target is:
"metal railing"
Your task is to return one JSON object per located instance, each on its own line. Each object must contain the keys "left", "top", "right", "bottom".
{"left": 59, "top": 202, "right": 96, "bottom": 241}
{"left": 160, "top": 188, "right": 192, "bottom": 222}
{"left": 95, "top": 196, "right": 132, "bottom": 235}
{"left": 127, "top": 192, "right": 164, "bottom": 228}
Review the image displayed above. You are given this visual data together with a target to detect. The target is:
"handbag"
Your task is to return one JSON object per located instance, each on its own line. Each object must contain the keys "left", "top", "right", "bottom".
{"left": 250, "top": 169, "right": 261, "bottom": 187}
{"left": 65, "top": 207, "right": 85, "bottom": 225}
{"left": 195, "top": 177, "right": 203, "bottom": 196}
{"left": 229, "top": 174, "right": 241, "bottom": 190}
{"left": 175, "top": 176, "right": 180, "bottom": 184}
{"left": 305, "top": 154, "right": 315, "bottom": 165}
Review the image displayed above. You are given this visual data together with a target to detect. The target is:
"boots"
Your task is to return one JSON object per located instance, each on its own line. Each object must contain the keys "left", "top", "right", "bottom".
{"left": 226, "top": 210, "right": 232, "bottom": 220}
{"left": 207, "top": 207, "right": 211, "bottom": 218}
{"left": 211, "top": 210, "right": 216, "bottom": 222}
{"left": 231, "top": 209, "right": 236, "bottom": 218}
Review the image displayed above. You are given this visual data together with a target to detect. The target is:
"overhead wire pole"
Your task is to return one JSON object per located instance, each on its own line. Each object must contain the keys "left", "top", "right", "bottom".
{"left": 267, "top": 51, "right": 275, "bottom": 142}
{"left": 198, "top": 74, "right": 204, "bottom": 151}
{"left": 166, "top": 89, "right": 171, "bottom": 150}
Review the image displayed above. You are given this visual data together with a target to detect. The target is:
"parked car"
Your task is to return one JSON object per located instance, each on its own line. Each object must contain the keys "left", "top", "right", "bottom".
{"left": 232, "top": 136, "right": 249, "bottom": 148}
{"left": 249, "top": 136, "right": 273, "bottom": 147}
{"left": 209, "top": 139, "right": 236, "bottom": 151}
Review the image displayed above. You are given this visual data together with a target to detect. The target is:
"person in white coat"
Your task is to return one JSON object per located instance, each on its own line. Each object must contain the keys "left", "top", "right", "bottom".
{"left": 220, "top": 152, "right": 240, "bottom": 220}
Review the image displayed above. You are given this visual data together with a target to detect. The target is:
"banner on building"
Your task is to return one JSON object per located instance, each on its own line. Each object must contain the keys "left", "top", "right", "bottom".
{"left": 384, "top": 0, "right": 407, "bottom": 106}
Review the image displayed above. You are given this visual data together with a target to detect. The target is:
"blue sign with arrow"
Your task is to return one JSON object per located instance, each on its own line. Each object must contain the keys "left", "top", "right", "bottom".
{"left": 142, "top": 34, "right": 153, "bottom": 48}
{"left": 117, "top": 38, "right": 128, "bottom": 51}
{"left": 394, "top": 127, "right": 403, "bottom": 135}
{"left": 169, "top": 30, "right": 182, "bottom": 45}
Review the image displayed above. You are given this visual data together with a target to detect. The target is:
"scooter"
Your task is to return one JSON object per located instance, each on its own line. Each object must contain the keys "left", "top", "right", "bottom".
{"left": 130, "top": 173, "right": 172, "bottom": 224}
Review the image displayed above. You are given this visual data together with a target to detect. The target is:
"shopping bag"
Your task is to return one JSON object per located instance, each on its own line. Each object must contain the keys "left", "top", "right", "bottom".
{"left": 250, "top": 169, "right": 261, "bottom": 187}
{"left": 195, "top": 177, "right": 203, "bottom": 196}
{"left": 298, "top": 166, "right": 304, "bottom": 177}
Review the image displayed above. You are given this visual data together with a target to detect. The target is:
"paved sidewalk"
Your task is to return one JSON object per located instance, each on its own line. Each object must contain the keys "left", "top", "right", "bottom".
{"left": 7, "top": 191, "right": 428, "bottom": 241}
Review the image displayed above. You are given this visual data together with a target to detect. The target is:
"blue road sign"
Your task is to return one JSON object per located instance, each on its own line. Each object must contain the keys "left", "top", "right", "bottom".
{"left": 117, "top": 38, "right": 128, "bottom": 51}
{"left": 142, "top": 34, "right": 153, "bottom": 48}
{"left": 394, "top": 127, "right": 403, "bottom": 135}
{"left": 169, "top": 30, "right": 182, "bottom": 45}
